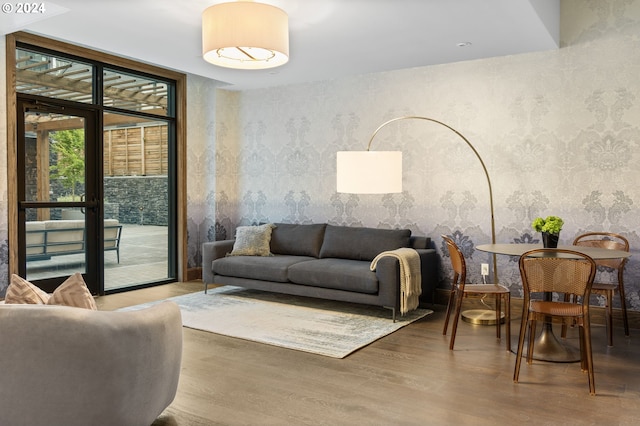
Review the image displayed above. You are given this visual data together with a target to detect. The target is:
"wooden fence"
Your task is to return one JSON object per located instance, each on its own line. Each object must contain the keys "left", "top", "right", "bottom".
{"left": 104, "top": 124, "right": 168, "bottom": 176}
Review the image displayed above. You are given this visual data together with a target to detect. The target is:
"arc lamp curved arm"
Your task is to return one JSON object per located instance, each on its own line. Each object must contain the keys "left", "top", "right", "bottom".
{"left": 336, "top": 115, "right": 498, "bottom": 280}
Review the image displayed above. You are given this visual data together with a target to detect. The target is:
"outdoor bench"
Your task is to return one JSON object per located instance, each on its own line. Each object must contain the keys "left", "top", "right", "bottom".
{"left": 26, "top": 219, "right": 122, "bottom": 263}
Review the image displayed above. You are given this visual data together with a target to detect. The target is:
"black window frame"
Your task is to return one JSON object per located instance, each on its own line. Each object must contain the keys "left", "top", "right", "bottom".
{"left": 15, "top": 41, "right": 179, "bottom": 294}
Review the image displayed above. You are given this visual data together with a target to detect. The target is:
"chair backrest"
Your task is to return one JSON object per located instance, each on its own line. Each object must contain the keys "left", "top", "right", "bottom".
{"left": 442, "top": 235, "right": 466, "bottom": 289}
{"left": 573, "top": 232, "right": 629, "bottom": 270}
{"left": 519, "top": 249, "right": 597, "bottom": 300}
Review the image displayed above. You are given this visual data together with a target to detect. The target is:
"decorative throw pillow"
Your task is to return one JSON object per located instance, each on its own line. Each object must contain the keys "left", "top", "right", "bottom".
{"left": 4, "top": 274, "right": 51, "bottom": 304}
{"left": 227, "top": 223, "right": 275, "bottom": 257}
{"left": 4, "top": 273, "right": 97, "bottom": 310}
{"left": 48, "top": 272, "right": 98, "bottom": 310}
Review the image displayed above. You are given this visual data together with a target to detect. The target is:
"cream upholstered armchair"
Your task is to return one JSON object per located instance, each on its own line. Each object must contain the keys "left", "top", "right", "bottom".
{"left": 0, "top": 301, "right": 182, "bottom": 426}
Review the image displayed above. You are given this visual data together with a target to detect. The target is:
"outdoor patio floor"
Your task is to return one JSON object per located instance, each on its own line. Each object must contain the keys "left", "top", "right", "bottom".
{"left": 26, "top": 224, "right": 170, "bottom": 291}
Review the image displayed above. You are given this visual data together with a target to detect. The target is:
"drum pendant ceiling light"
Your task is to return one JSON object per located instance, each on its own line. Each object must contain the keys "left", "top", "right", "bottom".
{"left": 202, "top": 1, "right": 289, "bottom": 70}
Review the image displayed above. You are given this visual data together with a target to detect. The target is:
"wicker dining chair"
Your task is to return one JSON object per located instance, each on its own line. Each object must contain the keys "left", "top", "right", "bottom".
{"left": 573, "top": 232, "right": 630, "bottom": 347}
{"left": 514, "top": 249, "right": 597, "bottom": 395}
{"left": 441, "top": 235, "right": 510, "bottom": 351}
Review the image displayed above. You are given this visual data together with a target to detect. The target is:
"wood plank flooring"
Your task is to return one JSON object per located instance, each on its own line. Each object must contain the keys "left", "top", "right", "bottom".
{"left": 96, "top": 282, "right": 640, "bottom": 426}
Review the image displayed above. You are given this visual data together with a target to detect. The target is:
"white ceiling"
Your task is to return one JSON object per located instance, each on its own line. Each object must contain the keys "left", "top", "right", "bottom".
{"left": 2, "top": 0, "right": 560, "bottom": 91}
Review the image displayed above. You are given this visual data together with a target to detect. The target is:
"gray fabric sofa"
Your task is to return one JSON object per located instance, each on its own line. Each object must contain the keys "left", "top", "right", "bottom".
{"left": 202, "top": 223, "right": 439, "bottom": 320}
{"left": 0, "top": 301, "right": 182, "bottom": 426}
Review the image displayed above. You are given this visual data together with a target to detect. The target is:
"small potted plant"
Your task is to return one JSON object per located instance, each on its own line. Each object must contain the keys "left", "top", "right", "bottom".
{"left": 532, "top": 215, "right": 564, "bottom": 248}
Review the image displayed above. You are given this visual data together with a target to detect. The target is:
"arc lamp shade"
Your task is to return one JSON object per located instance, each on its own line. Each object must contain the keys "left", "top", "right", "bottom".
{"left": 336, "top": 151, "right": 402, "bottom": 194}
{"left": 202, "top": 1, "right": 289, "bottom": 70}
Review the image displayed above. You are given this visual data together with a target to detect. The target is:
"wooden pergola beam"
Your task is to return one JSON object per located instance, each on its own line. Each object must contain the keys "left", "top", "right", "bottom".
{"left": 16, "top": 67, "right": 167, "bottom": 109}
{"left": 25, "top": 110, "right": 166, "bottom": 132}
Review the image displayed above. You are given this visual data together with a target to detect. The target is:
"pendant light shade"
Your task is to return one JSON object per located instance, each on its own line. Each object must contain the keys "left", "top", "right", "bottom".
{"left": 202, "top": 1, "right": 289, "bottom": 70}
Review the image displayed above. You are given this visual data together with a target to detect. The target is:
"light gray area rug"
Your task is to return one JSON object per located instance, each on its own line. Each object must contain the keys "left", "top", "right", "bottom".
{"left": 122, "top": 286, "right": 433, "bottom": 358}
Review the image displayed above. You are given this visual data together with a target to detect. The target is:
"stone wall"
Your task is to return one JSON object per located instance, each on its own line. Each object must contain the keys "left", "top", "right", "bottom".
{"left": 104, "top": 176, "right": 168, "bottom": 225}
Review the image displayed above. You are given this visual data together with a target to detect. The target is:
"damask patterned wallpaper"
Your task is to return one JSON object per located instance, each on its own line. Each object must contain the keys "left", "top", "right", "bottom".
{"left": 189, "top": 0, "right": 640, "bottom": 312}
{"left": 1, "top": 1, "right": 639, "bottom": 318}
{"left": 185, "top": 75, "right": 221, "bottom": 271}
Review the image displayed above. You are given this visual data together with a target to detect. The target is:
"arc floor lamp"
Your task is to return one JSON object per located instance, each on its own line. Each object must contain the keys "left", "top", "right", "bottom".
{"left": 336, "top": 116, "right": 499, "bottom": 322}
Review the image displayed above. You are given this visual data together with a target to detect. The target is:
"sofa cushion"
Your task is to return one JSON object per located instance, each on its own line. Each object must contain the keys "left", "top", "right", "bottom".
{"left": 228, "top": 223, "right": 275, "bottom": 257}
{"left": 288, "top": 258, "right": 379, "bottom": 294}
{"left": 213, "top": 255, "right": 316, "bottom": 283}
{"left": 319, "top": 225, "right": 411, "bottom": 261}
{"left": 270, "top": 223, "right": 326, "bottom": 257}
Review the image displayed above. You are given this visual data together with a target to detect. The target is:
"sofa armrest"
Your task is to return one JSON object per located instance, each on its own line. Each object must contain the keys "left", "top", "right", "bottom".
{"left": 416, "top": 248, "right": 439, "bottom": 303}
{"left": 202, "top": 240, "right": 235, "bottom": 284}
{"left": 374, "top": 248, "right": 439, "bottom": 311}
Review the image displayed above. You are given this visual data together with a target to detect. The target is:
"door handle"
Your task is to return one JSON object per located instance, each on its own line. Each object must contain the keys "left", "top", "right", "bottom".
{"left": 85, "top": 196, "right": 99, "bottom": 212}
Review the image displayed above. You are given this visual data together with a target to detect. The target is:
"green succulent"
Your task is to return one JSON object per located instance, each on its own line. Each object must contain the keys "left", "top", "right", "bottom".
{"left": 531, "top": 217, "right": 545, "bottom": 233}
{"left": 531, "top": 215, "right": 564, "bottom": 235}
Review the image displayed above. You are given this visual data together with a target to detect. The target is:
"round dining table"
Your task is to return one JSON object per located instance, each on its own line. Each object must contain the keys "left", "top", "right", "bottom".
{"left": 476, "top": 243, "right": 631, "bottom": 362}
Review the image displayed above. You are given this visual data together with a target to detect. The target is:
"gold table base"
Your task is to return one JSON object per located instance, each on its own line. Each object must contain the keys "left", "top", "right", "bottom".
{"left": 511, "top": 323, "right": 581, "bottom": 363}
{"left": 461, "top": 309, "right": 505, "bottom": 325}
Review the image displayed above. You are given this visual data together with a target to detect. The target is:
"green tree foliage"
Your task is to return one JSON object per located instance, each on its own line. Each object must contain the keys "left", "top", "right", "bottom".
{"left": 50, "top": 129, "right": 85, "bottom": 200}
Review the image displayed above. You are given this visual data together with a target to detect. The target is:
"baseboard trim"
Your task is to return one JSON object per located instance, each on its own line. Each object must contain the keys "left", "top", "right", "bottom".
{"left": 187, "top": 267, "right": 202, "bottom": 281}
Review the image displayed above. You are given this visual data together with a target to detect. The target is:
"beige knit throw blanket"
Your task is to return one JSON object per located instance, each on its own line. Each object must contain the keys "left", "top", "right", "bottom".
{"left": 370, "top": 248, "right": 422, "bottom": 315}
